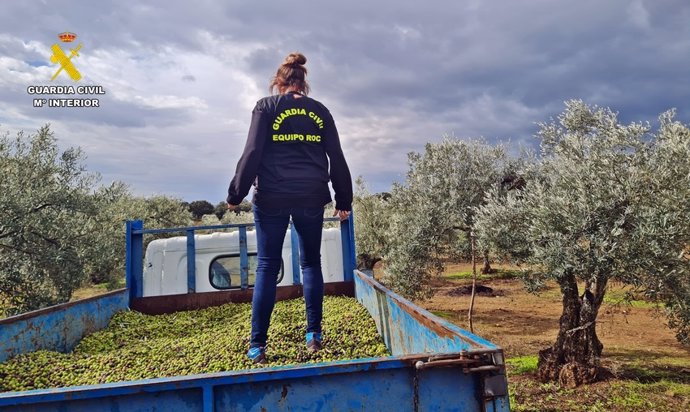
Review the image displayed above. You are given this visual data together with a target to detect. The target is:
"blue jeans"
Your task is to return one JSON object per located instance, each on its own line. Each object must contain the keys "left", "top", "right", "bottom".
{"left": 250, "top": 205, "right": 325, "bottom": 348}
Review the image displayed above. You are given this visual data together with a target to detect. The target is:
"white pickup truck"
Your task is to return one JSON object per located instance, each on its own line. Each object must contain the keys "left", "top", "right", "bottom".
{"left": 142, "top": 228, "right": 345, "bottom": 297}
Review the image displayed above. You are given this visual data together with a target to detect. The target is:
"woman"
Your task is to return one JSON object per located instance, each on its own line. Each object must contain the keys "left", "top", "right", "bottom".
{"left": 226, "top": 52, "right": 353, "bottom": 364}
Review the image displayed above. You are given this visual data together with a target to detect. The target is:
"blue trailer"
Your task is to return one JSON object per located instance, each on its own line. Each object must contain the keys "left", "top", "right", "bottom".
{"left": 0, "top": 218, "right": 510, "bottom": 411}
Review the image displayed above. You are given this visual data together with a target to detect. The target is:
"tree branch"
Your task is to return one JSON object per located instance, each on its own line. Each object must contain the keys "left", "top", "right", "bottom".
{"left": 30, "top": 203, "right": 55, "bottom": 213}
{"left": 0, "top": 243, "right": 35, "bottom": 256}
{"left": 0, "top": 230, "right": 19, "bottom": 240}
{"left": 28, "top": 231, "right": 61, "bottom": 247}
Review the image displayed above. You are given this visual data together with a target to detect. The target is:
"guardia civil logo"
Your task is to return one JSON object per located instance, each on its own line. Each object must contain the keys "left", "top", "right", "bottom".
{"left": 50, "top": 32, "right": 83, "bottom": 82}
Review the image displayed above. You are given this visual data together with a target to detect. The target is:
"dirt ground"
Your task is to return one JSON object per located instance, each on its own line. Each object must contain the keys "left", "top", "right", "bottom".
{"left": 422, "top": 263, "right": 686, "bottom": 358}
{"left": 414, "top": 263, "right": 690, "bottom": 412}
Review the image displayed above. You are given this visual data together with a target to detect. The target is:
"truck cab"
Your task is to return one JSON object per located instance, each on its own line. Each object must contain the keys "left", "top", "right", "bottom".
{"left": 142, "top": 228, "right": 344, "bottom": 296}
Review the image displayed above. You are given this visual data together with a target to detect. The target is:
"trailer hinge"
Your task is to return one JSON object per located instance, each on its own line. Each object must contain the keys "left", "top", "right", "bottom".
{"left": 414, "top": 351, "right": 495, "bottom": 371}
{"left": 414, "top": 357, "right": 480, "bottom": 370}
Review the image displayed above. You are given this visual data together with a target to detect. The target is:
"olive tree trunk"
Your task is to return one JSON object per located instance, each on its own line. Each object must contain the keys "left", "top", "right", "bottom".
{"left": 537, "top": 272, "right": 608, "bottom": 387}
{"left": 480, "top": 249, "right": 495, "bottom": 274}
{"left": 356, "top": 253, "right": 381, "bottom": 272}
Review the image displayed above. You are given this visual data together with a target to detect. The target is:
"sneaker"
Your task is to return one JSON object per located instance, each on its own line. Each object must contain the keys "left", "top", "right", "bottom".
{"left": 247, "top": 346, "right": 266, "bottom": 364}
{"left": 306, "top": 332, "right": 322, "bottom": 352}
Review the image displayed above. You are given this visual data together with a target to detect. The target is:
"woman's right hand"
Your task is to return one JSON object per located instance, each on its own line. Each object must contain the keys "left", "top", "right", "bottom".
{"left": 333, "top": 209, "right": 350, "bottom": 221}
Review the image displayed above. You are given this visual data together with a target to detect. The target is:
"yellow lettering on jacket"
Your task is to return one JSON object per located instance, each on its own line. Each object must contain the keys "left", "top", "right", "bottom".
{"left": 272, "top": 134, "right": 305, "bottom": 141}
{"left": 272, "top": 108, "right": 307, "bottom": 130}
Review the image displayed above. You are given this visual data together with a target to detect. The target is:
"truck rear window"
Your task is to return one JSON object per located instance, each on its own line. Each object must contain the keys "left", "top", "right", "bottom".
{"left": 209, "top": 254, "right": 284, "bottom": 289}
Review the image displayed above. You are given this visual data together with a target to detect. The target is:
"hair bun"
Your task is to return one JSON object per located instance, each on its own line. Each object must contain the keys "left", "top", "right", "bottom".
{"left": 283, "top": 52, "right": 307, "bottom": 67}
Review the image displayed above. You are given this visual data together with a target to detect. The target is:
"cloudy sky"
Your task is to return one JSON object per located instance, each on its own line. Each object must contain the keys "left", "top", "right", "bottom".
{"left": 1, "top": 0, "right": 688, "bottom": 203}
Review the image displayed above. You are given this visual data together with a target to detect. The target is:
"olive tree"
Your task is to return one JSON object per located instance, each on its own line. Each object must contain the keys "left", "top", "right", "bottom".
{"left": 0, "top": 126, "right": 99, "bottom": 314}
{"left": 353, "top": 177, "right": 391, "bottom": 271}
{"left": 83, "top": 184, "right": 190, "bottom": 286}
{"left": 381, "top": 139, "right": 508, "bottom": 299}
{"left": 475, "top": 101, "right": 690, "bottom": 386}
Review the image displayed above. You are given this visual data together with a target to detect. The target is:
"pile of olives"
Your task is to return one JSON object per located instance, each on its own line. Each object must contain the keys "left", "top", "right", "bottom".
{"left": 0, "top": 296, "right": 389, "bottom": 392}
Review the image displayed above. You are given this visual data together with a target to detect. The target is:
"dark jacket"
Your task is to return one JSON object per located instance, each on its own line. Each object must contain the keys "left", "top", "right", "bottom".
{"left": 227, "top": 92, "right": 353, "bottom": 211}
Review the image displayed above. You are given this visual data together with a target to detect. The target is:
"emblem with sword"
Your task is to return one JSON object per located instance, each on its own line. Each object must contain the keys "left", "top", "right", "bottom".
{"left": 50, "top": 32, "right": 83, "bottom": 82}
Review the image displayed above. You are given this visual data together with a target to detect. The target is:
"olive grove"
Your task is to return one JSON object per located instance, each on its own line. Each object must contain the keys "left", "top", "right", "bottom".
{"left": 475, "top": 101, "right": 690, "bottom": 386}
{"left": 354, "top": 139, "right": 509, "bottom": 299}
{"left": 0, "top": 126, "right": 190, "bottom": 316}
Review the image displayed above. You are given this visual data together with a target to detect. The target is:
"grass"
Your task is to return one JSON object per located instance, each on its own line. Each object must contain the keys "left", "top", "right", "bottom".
{"left": 651, "top": 379, "right": 690, "bottom": 397}
{"left": 602, "top": 288, "right": 658, "bottom": 309}
{"left": 506, "top": 354, "right": 690, "bottom": 411}
{"left": 615, "top": 358, "right": 690, "bottom": 385}
{"left": 430, "top": 310, "right": 456, "bottom": 320}
{"left": 70, "top": 278, "right": 126, "bottom": 302}
{"left": 608, "top": 383, "right": 648, "bottom": 409}
{"left": 70, "top": 284, "right": 109, "bottom": 301}
{"left": 596, "top": 379, "right": 690, "bottom": 411}
{"left": 468, "top": 276, "right": 659, "bottom": 309}
{"left": 507, "top": 355, "right": 539, "bottom": 375}
{"left": 445, "top": 268, "right": 521, "bottom": 281}
{"left": 508, "top": 378, "right": 690, "bottom": 412}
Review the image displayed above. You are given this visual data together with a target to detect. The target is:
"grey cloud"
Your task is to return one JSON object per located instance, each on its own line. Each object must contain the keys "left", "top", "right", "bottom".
{"left": 1, "top": 0, "right": 689, "bottom": 200}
